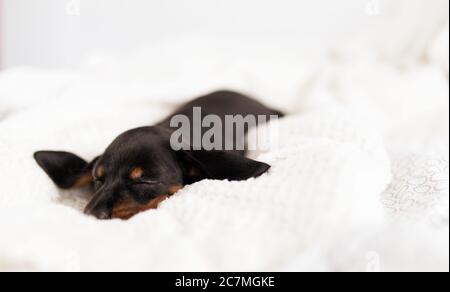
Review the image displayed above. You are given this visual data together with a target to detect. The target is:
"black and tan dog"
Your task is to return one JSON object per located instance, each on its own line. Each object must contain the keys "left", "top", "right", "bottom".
{"left": 34, "top": 90, "right": 282, "bottom": 220}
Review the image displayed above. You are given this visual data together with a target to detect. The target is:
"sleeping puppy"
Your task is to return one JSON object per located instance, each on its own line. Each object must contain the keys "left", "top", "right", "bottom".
{"left": 34, "top": 90, "right": 283, "bottom": 220}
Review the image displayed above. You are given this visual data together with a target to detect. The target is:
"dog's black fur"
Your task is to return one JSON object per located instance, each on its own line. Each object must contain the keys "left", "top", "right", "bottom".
{"left": 34, "top": 90, "right": 282, "bottom": 220}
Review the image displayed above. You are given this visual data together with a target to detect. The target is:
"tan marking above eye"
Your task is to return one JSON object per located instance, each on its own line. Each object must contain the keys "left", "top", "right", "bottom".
{"left": 130, "top": 167, "right": 144, "bottom": 180}
{"left": 96, "top": 165, "right": 105, "bottom": 178}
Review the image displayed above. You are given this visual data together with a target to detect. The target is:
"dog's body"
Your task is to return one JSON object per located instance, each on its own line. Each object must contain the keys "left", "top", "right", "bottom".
{"left": 159, "top": 90, "right": 283, "bottom": 155}
{"left": 35, "top": 90, "right": 282, "bottom": 220}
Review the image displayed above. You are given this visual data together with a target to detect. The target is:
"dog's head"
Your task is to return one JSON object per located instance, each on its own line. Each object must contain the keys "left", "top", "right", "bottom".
{"left": 34, "top": 126, "right": 270, "bottom": 220}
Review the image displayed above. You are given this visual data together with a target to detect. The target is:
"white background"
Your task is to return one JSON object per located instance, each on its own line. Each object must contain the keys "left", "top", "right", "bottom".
{"left": 0, "top": 0, "right": 441, "bottom": 69}
{"left": 0, "top": 0, "right": 448, "bottom": 69}
{"left": 0, "top": 0, "right": 448, "bottom": 273}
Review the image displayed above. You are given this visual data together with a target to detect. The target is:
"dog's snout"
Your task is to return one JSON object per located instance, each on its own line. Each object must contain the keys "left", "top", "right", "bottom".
{"left": 95, "top": 210, "right": 111, "bottom": 220}
{"left": 84, "top": 205, "right": 112, "bottom": 220}
{"left": 84, "top": 190, "right": 114, "bottom": 220}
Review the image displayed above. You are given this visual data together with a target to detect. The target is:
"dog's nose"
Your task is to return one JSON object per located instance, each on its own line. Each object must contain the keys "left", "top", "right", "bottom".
{"left": 84, "top": 206, "right": 111, "bottom": 220}
{"left": 95, "top": 210, "right": 111, "bottom": 220}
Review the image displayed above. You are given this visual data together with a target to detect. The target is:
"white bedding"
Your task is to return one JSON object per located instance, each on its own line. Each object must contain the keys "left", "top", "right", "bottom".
{"left": 0, "top": 33, "right": 448, "bottom": 271}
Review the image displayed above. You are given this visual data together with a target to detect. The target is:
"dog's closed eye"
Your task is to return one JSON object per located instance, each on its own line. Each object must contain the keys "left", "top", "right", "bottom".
{"left": 131, "top": 179, "right": 162, "bottom": 186}
{"left": 93, "top": 178, "right": 105, "bottom": 189}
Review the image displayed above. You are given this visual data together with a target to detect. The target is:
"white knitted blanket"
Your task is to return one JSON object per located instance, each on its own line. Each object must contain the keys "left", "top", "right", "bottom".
{"left": 0, "top": 34, "right": 448, "bottom": 271}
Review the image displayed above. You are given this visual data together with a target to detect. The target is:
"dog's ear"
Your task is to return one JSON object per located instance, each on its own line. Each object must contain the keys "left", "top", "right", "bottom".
{"left": 179, "top": 150, "right": 270, "bottom": 182}
{"left": 34, "top": 151, "right": 98, "bottom": 189}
